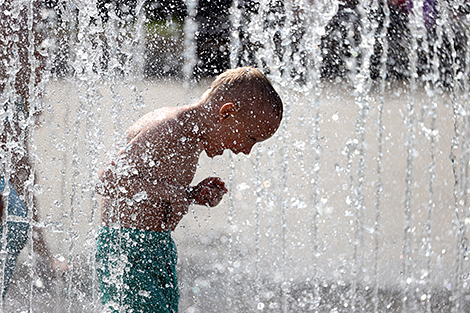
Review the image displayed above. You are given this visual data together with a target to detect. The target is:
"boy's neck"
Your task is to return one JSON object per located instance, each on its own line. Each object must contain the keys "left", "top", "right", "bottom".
{"left": 178, "top": 100, "right": 219, "bottom": 143}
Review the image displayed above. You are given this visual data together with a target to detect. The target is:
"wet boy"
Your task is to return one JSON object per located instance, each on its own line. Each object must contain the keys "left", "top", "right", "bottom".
{"left": 95, "top": 66, "right": 283, "bottom": 312}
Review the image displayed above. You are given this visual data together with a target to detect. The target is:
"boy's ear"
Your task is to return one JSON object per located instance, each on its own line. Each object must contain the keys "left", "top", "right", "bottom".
{"left": 219, "top": 102, "right": 239, "bottom": 120}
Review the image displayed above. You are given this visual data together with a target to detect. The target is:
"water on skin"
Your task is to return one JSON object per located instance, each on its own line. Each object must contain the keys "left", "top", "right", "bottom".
{"left": 1, "top": 1, "right": 470, "bottom": 312}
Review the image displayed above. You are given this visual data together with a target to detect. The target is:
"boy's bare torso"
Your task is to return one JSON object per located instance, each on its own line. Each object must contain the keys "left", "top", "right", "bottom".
{"left": 100, "top": 106, "right": 202, "bottom": 232}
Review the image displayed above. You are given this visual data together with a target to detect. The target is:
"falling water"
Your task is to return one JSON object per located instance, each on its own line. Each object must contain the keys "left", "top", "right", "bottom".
{"left": 0, "top": 0, "right": 470, "bottom": 312}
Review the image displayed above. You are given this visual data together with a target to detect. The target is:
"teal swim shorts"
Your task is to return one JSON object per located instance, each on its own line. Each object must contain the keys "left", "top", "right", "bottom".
{"left": 96, "top": 226, "right": 179, "bottom": 313}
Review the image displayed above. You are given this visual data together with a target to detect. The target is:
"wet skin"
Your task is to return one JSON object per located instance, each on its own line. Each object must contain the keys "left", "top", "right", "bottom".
{"left": 98, "top": 100, "right": 281, "bottom": 232}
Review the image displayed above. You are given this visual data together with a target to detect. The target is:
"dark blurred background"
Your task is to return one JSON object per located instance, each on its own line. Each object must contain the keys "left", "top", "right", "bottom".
{"left": 44, "top": 0, "right": 235, "bottom": 80}
{"left": 42, "top": 0, "right": 470, "bottom": 86}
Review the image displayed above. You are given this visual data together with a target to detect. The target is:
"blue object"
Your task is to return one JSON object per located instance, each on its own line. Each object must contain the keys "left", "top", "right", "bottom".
{"left": 0, "top": 177, "right": 28, "bottom": 218}
{"left": 0, "top": 177, "right": 29, "bottom": 297}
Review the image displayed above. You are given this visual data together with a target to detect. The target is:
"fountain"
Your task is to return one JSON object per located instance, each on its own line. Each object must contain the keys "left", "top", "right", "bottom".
{"left": 0, "top": 0, "right": 469, "bottom": 312}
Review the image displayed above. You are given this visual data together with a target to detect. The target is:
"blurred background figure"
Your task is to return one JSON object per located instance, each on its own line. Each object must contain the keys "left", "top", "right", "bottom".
{"left": 320, "top": 0, "right": 468, "bottom": 87}
{"left": 320, "top": 0, "right": 362, "bottom": 80}
{"left": 96, "top": 0, "right": 232, "bottom": 79}
{"left": 0, "top": 0, "right": 67, "bottom": 298}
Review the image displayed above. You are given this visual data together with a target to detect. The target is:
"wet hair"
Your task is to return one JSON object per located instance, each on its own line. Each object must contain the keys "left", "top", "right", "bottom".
{"left": 205, "top": 66, "right": 283, "bottom": 120}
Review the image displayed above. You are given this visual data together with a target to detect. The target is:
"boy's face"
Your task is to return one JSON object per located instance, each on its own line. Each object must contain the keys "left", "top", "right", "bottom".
{"left": 204, "top": 103, "right": 281, "bottom": 157}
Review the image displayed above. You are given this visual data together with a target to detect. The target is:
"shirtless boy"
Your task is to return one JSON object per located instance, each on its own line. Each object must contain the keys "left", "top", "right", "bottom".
{"left": 95, "top": 66, "right": 283, "bottom": 313}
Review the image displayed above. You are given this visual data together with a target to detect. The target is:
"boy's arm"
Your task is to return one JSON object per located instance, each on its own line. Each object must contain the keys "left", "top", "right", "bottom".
{"left": 165, "top": 177, "right": 227, "bottom": 231}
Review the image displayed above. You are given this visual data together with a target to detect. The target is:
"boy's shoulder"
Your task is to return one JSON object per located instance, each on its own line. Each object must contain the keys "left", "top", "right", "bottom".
{"left": 124, "top": 106, "right": 184, "bottom": 144}
{"left": 128, "top": 107, "right": 177, "bottom": 132}
{"left": 138, "top": 107, "right": 177, "bottom": 126}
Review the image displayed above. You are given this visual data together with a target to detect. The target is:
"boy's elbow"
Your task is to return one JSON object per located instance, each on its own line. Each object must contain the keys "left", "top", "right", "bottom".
{"left": 98, "top": 168, "right": 106, "bottom": 180}
{"left": 96, "top": 162, "right": 121, "bottom": 197}
{"left": 95, "top": 180, "right": 116, "bottom": 198}
{"left": 95, "top": 180, "right": 107, "bottom": 196}
{"left": 96, "top": 169, "right": 113, "bottom": 196}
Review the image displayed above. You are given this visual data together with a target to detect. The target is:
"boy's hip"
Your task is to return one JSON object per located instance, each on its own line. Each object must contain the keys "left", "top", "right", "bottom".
{"left": 96, "top": 226, "right": 177, "bottom": 265}
{"left": 95, "top": 226, "right": 179, "bottom": 312}
{"left": 100, "top": 198, "right": 173, "bottom": 232}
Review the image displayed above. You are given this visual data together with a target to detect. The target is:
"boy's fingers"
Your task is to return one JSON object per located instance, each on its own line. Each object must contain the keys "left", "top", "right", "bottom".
{"left": 217, "top": 181, "right": 227, "bottom": 192}
{"left": 209, "top": 180, "right": 227, "bottom": 193}
{"left": 220, "top": 184, "right": 228, "bottom": 193}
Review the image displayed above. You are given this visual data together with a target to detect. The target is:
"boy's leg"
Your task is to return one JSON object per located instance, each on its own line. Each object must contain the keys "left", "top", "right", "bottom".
{"left": 122, "top": 229, "right": 179, "bottom": 313}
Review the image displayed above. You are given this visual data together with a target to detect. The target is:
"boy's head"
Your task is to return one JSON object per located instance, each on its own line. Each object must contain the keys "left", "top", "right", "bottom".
{"left": 201, "top": 67, "right": 283, "bottom": 157}
{"left": 204, "top": 66, "right": 283, "bottom": 121}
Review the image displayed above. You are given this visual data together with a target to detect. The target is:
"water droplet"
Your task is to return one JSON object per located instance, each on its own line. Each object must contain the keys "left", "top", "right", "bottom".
{"left": 119, "top": 187, "right": 128, "bottom": 193}
{"left": 133, "top": 191, "right": 148, "bottom": 202}
{"left": 138, "top": 290, "right": 150, "bottom": 298}
{"left": 35, "top": 278, "right": 44, "bottom": 288}
{"left": 237, "top": 182, "right": 250, "bottom": 191}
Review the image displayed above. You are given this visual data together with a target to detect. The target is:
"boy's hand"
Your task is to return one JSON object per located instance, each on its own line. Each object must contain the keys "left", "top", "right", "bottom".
{"left": 189, "top": 177, "right": 228, "bottom": 207}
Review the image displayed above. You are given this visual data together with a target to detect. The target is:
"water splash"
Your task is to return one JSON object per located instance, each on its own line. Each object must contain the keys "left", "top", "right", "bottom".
{"left": 1, "top": 0, "right": 470, "bottom": 312}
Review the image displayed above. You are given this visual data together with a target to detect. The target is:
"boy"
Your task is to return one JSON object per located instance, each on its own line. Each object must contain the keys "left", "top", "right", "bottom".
{"left": 95, "top": 66, "right": 283, "bottom": 312}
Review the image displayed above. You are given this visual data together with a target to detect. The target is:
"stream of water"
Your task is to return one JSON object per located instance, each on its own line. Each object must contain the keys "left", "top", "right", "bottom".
{"left": 1, "top": 0, "right": 470, "bottom": 312}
